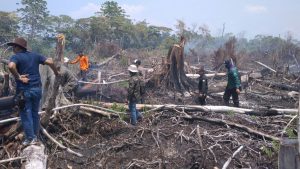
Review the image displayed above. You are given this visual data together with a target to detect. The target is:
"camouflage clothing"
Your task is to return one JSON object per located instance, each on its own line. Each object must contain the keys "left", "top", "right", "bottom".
{"left": 127, "top": 74, "right": 141, "bottom": 102}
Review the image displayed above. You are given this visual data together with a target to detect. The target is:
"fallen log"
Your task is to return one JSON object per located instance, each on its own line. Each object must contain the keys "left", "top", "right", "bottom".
{"left": 255, "top": 79, "right": 300, "bottom": 91}
{"left": 77, "top": 79, "right": 128, "bottom": 85}
{"left": 98, "top": 102, "right": 298, "bottom": 115}
{"left": 21, "top": 144, "right": 47, "bottom": 169}
{"left": 80, "top": 106, "right": 118, "bottom": 118}
{"left": 0, "top": 96, "right": 15, "bottom": 111}
{"left": 97, "top": 51, "right": 121, "bottom": 67}
{"left": 0, "top": 103, "right": 124, "bottom": 125}
{"left": 186, "top": 73, "right": 226, "bottom": 79}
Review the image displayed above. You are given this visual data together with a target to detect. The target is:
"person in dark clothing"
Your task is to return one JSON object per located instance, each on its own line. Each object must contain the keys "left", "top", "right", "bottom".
{"left": 127, "top": 64, "right": 143, "bottom": 125}
{"left": 223, "top": 59, "right": 241, "bottom": 107}
{"left": 133, "top": 59, "right": 145, "bottom": 104}
{"left": 198, "top": 66, "right": 208, "bottom": 105}
{"left": 7, "top": 37, "right": 59, "bottom": 146}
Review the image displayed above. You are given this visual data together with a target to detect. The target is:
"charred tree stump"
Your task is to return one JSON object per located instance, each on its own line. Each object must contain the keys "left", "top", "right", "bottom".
{"left": 161, "top": 38, "right": 196, "bottom": 92}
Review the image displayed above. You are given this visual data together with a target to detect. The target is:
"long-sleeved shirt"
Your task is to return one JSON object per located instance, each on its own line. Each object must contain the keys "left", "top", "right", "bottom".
{"left": 226, "top": 67, "right": 241, "bottom": 89}
{"left": 198, "top": 75, "right": 208, "bottom": 94}
{"left": 70, "top": 55, "right": 89, "bottom": 71}
{"left": 127, "top": 75, "right": 141, "bottom": 102}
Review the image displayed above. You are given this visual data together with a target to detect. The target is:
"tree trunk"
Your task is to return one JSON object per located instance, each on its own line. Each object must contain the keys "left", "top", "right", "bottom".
{"left": 163, "top": 44, "right": 196, "bottom": 92}
{"left": 41, "top": 34, "right": 65, "bottom": 126}
{"left": 97, "top": 102, "right": 298, "bottom": 115}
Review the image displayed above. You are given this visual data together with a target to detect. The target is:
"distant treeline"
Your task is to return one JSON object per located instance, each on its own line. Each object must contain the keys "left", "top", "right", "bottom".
{"left": 0, "top": 0, "right": 299, "bottom": 65}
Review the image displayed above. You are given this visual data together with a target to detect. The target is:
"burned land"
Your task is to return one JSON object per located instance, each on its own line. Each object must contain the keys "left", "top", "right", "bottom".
{"left": 0, "top": 37, "right": 300, "bottom": 169}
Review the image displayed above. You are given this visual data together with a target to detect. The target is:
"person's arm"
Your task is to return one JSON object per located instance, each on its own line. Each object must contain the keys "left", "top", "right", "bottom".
{"left": 232, "top": 70, "right": 241, "bottom": 94}
{"left": 8, "top": 62, "right": 29, "bottom": 83}
{"left": 85, "top": 56, "right": 89, "bottom": 69}
{"left": 44, "top": 58, "right": 59, "bottom": 76}
{"left": 69, "top": 56, "right": 80, "bottom": 64}
{"left": 127, "top": 79, "right": 134, "bottom": 102}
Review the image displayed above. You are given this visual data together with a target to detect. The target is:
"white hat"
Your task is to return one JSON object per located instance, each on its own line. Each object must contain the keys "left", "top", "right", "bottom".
{"left": 64, "top": 57, "right": 69, "bottom": 63}
{"left": 128, "top": 64, "right": 139, "bottom": 73}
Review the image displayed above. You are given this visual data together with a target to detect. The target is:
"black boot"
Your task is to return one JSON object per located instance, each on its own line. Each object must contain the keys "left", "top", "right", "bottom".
{"left": 234, "top": 102, "right": 239, "bottom": 107}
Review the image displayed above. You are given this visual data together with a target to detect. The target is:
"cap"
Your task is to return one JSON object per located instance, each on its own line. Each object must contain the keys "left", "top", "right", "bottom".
{"left": 133, "top": 59, "right": 141, "bottom": 66}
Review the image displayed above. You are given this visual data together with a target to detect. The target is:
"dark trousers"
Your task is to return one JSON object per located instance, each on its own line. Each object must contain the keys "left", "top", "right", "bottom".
{"left": 198, "top": 95, "right": 207, "bottom": 105}
{"left": 80, "top": 70, "right": 88, "bottom": 81}
{"left": 223, "top": 88, "right": 239, "bottom": 107}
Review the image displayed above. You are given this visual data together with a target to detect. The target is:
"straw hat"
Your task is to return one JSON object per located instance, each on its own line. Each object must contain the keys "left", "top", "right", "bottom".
{"left": 128, "top": 64, "right": 139, "bottom": 73}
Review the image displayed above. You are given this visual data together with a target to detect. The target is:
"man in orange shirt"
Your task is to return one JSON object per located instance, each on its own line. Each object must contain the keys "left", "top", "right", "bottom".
{"left": 69, "top": 51, "right": 89, "bottom": 81}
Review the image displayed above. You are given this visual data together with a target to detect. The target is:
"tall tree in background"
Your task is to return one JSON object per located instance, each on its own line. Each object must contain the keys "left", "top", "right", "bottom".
{"left": 47, "top": 15, "right": 75, "bottom": 36}
{"left": 99, "top": 1, "right": 125, "bottom": 19}
{"left": 175, "top": 20, "right": 186, "bottom": 37}
{"left": 98, "top": 1, "right": 127, "bottom": 42}
{"left": 0, "top": 11, "right": 19, "bottom": 43}
{"left": 17, "top": 0, "right": 49, "bottom": 40}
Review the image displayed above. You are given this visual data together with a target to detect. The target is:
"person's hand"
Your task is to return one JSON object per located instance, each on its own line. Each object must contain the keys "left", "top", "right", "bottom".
{"left": 236, "top": 88, "right": 240, "bottom": 94}
{"left": 19, "top": 74, "right": 29, "bottom": 83}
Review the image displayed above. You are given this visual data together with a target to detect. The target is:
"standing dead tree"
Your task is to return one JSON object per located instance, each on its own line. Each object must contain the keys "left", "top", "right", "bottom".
{"left": 213, "top": 37, "right": 238, "bottom": 70}
{"left": 41, "top": 34, "right": 65, "bottom": 126}
{"left": 157, "top": 36, "right": 196, "bottom": 92}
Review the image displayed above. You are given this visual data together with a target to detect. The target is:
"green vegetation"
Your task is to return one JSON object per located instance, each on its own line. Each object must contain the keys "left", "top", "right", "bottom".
{"left": 111, "top": 102, "right": 126, "bottom": 113}
{"left": 142, "top": 106, "right": 150, "bottom": 113}
{"left": 261, "top": 146, "right": 273, "bottom": 158}
{"left": 286, "top": 127, "right": 297, "bottom": 138}
{"left": 261, "top": 140, "right": 280, "bottom": 158}
{"left": 272, "top": 140, "right": 280, "bottom": 153}
{"left": 250, "top": 115, "right": 257, "bottom": 120}
{"left": 117, "top": 81, "right": 129, "bottom": 88}
{"left": 111, "top": 102, "right": 127, "bottom": 121}
{"left": 226, "top": 110, "right": 235, "bottom": 116}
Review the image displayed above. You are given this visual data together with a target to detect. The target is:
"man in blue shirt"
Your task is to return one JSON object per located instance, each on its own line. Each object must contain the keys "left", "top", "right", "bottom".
{"left": 7, "top": 37, "right": 59, "bottom": 146}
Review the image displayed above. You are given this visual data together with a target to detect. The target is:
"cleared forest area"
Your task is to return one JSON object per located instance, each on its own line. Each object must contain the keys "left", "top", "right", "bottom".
{"left": 1, "top": 0, "right": 300, "bottom": 169}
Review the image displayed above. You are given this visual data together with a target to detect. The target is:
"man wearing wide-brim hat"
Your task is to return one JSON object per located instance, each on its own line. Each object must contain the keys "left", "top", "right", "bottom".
{"left": 127, "top": 64, "right": 143, "bottom": 126}
{"left": 7, "top": 37, "right": 60, "bottom": 146}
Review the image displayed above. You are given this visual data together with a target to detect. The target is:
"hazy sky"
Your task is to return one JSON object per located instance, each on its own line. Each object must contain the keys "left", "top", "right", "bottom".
{"left": 1, "top": 0, "right": 299, "bottom": 39}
